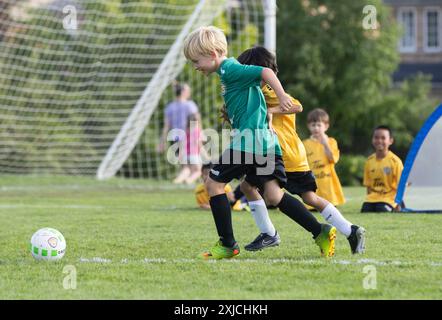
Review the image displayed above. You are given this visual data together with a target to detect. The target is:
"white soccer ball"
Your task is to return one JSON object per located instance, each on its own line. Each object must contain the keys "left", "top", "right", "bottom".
{"left": 30, "top": 228, "right": 66, "bottom": 261}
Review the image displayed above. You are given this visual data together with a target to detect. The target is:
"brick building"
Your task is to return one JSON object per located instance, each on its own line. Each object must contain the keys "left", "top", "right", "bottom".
{"left": 385, "top": 0, "right": 442, "bottom": 101}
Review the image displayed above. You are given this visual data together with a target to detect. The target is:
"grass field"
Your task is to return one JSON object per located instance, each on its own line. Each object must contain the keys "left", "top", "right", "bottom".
{"left": 0, "top": 175, "right": 441, "bottom": 300}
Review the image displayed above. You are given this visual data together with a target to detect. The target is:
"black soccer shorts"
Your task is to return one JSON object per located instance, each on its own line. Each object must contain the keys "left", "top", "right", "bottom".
{"left": 209, "top": 149, "right": 287, "bottom": 192}
{"left": 284, "top": 171, "right": 318, "bottom": 196}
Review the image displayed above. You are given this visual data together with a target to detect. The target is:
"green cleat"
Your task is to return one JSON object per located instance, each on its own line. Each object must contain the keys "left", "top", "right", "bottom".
{"left": 200, "top": 240, "right": 240, "bottom": 260}
{"left": 314, "top": 224, "right": 337, "bottom": 257}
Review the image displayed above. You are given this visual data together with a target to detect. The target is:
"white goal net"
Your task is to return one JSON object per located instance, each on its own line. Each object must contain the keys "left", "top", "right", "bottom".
{"left": 0, "top": 0, "right": 271, "bottom": 179}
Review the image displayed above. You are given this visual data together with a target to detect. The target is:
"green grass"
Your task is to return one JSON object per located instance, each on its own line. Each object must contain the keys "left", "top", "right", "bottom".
{"left": 0, "top": 175, "right": 441, "bottom": 299}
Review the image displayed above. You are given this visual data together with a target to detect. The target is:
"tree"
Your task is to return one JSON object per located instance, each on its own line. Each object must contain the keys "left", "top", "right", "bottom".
{"left": 276, "top": 0, "right": 435, "bottom": 157}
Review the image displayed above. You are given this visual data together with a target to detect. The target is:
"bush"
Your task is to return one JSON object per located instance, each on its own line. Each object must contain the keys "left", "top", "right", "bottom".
{"left": 335, "top": 154, "right": 366, "bottom": 186}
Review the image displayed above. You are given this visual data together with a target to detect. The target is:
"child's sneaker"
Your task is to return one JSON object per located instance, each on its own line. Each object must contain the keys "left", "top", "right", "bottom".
{"left": 200, "top": 241, "right": 240, "bottom": 260}
{"left": 347, "top": 225, "right": 366, "bottom": 254}
{"left": 314, "top": 224, "right": 337, "bottom": 257}
{"left": 244, "top": 231, "right": 281, "bottom": 251}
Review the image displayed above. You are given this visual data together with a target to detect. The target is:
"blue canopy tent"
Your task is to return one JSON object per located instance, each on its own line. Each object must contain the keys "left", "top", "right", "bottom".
{"left": 396, "top": 104, "right": 442, "bottom": 213}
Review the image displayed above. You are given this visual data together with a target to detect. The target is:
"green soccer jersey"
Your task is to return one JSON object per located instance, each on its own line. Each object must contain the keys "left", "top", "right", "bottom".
{"left": 217, "top": 57, "right": 282, "bottom": 156}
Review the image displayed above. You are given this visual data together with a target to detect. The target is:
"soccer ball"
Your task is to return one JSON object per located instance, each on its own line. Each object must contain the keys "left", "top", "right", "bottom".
{"left": 30, "top": 228, "right": 66, "bottom": 261}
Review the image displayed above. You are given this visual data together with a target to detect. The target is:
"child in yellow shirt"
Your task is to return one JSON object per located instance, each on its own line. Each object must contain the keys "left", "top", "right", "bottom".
{"left": 303, "top": 108, "right": 346, "bottom": 207}
{"left": 361, "top": 126, "right": 404, "bottom": 212}
{"left": 195, "top": 163, "right": 249, "bottom": 211}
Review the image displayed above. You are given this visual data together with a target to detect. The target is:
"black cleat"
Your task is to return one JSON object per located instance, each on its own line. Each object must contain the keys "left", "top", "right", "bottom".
{"left": 244, "top": 231, "right": 281, "bottom": 251}
{"left": 347, "top": 225, "right": 366, "bottom": 254}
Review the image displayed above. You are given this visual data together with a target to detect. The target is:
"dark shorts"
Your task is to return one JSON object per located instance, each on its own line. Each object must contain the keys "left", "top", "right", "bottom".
{"left": 209, "top": 149, "right": 287, "bottom": 191}
{"left": 361, "top": 202, "right": 394, "bottom": 213}
{"left": 284, "top": 171, "right": 317, "bottom": 196}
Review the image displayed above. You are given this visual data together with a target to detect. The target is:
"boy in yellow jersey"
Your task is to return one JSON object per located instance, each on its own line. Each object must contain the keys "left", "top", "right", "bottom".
{"left": 361, "top": 126, "right": 404, "bottom": 212}
{"left": 195, "top": 163, "right": 249, "bottom": 211}
{"left": 236, "top": 46, "right": 365, "bottom": 254}
{"left": 303, "top": 108, "right": 346, "bottom": 207}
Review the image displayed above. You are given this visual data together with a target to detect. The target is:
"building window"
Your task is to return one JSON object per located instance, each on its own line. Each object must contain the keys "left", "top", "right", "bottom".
{"left": 424, "top": 8, "right": 442, "bottom": 52}
{"left": 398, "top": 7, "right": 417, "bottom": 53}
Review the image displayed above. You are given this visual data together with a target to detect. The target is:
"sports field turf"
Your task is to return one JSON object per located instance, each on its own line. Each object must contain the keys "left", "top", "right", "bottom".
{"left": 0, "top": 175, "right": 441, "bottom": 299}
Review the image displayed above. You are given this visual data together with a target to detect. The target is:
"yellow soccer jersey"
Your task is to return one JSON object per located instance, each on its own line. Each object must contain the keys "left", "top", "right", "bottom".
{"left": 363, "top": 151, "right": 404, "bottom": 207}
{"left": 303, "top": 137, "right": 345, "bottom": 206}
{"left": 261, "top": 84, "right": 310, "bottom": 172}
{"left": 194, "top": 183, "right": 233, "bottom": 207}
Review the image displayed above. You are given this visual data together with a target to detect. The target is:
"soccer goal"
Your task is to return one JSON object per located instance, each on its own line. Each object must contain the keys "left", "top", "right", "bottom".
{"left": 395, "top": 104, "right": 442, "bottom": 213}
{"left": 0, "top": 0, "right": 276, "bottom": 179}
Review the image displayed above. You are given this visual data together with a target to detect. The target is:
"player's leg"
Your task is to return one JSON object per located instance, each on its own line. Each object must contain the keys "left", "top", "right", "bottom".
{"left": 285, "top": 171, "right": 365, "bottom": 254}
{"left": 239, "top": 180, "right": 280, "bottom": 251}
{"left": 228, "top": 183, "right": 250, "bottom": 211}
{"left": 302, "top": 191, "right": 365, "bottom": 254}
{"left": 262, "top": 180, "right": 320, "bottom": 236}
{"left": 361, "top": 202, "right": 392, "bottom": 212}
{"left": 261, "top": 179, "right": 337, "bottom": 257}
{"left": 360, "top": 202, "right": 375, "bottom": 212}
{"left": 200, "top": 150, "right": 247, "bottom": 259}
{"left": 173, "top": 164, "right": 191, "bottom": 184}
{"left": 232, "top": 184, "right": 245, "bottom": 202}
{"left": 375, "top": 202, "right": 394, "bottom": 212}
{"left": 301, "top": 191, "right": 351, "bottom": 236}
{"left": 185, "top": 163, "right": 202, "bottom": 184}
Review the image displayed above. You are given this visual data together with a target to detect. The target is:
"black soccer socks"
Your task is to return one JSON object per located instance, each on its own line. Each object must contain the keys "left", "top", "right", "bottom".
{"left": 277, "top": 193, "right": 322, "bottom": 238}
{"left": 209, "top": 193, "right": 236, "bottom": 247}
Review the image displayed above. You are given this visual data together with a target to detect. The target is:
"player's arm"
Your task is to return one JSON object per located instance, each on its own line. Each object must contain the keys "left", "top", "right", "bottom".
{"left": 266, "top": 112, "right": 276, "bottom": 134}
{"left": 392, "top": 160, "right": 404, "bottom": 188}
{"left": 196, "top": 188, "right": 211, "bottom": 209}
{"left": 261, "top": 68, "right": 293, "bottom": 111}
{"left": 363, "top": 162, "right": 372, "bottom": 194}
{"left": 392, "top": 160, "right": 404, "bottom": 211}
{"left": 199, "top": 203, "right": 211, "bottom": 210}
{"left": 318, "top": 135, "right": 335, "bottom": 163}
{"left": 220, "top": 104, "right": 231, "bottom": 125}
{"left": 267, "top": 103, "right": 302, "bottom": 114}
{"left": 263, "top": 86, "right": 302, "bottom": 114}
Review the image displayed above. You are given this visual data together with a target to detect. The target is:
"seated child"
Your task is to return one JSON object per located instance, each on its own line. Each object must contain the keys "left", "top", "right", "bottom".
{"left": 195, "top": 163, "right": 249, "bottom": 211}
{"left": 361, "top": 125, "right": 404, "bottom": 212}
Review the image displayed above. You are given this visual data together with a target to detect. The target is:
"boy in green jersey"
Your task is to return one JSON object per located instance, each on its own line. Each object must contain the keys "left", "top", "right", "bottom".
{"left": 183, "top": 26, "right": 336, "bottom": 259}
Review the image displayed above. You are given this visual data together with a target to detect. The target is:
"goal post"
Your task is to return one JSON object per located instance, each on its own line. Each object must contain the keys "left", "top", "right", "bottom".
{"left": 262, "top": 0, "right": 277, "bottom": 53}
{"left": 115, "top": 0, "right": 276, "bottom": 180}
{"left": 0, "top": 0, "right": 275, "bottom": 179}
{"left": 96, "top": 0, "right": 225, "bottom": 180}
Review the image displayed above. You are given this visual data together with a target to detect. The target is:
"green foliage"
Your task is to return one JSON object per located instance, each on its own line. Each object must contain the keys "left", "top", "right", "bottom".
{"left": 277, "top": 0, "right": 435, "bottom": 158}
{"left": 363, "top": 74, "right": 436, "bottom": 159}
{"left": 2, "top": 0, "right": 436, "bottom": 177}
{"left": 0, "top": 0, "right": 198, "bottom": 174}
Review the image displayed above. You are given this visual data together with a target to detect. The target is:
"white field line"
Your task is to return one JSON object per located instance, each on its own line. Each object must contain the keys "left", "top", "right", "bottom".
{"left": 0, "top": 203, "right": 182, "bottom": 210}
{"left": 0, "top": 204, "right": 105, "bottom": 209}
{"left": 0, "top": 184, "right": 193, "bottom": 192}
{"left": 78, "top": 257, "right": 442, "bottom": 267}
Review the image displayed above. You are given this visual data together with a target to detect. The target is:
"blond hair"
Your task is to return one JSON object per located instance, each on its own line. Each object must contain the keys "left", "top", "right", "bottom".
{"left": 307, "top": 108, "right": 330, "bottom": 124}
{"left": 183, "top": 26, "right": 228, "bottom": 61}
